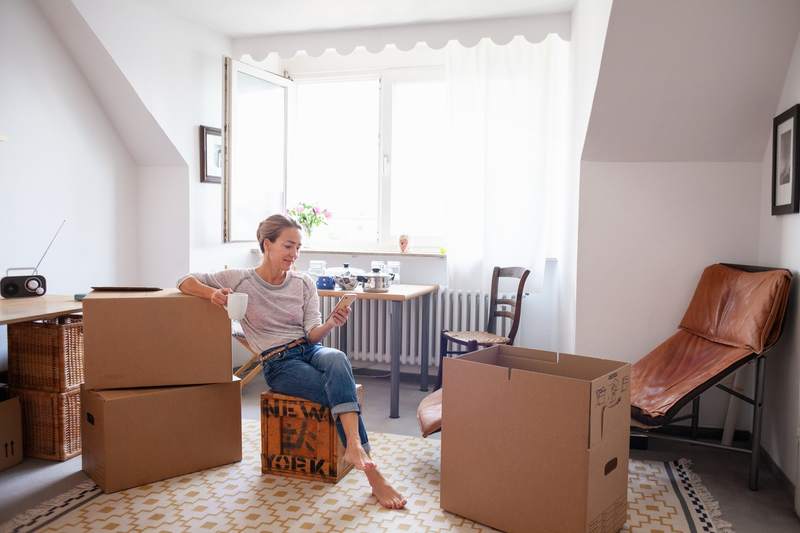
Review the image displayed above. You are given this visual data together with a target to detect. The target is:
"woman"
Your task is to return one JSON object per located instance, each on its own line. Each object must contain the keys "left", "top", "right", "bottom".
{"left": 178, "top": 214, "right": 406, "bottom": 510}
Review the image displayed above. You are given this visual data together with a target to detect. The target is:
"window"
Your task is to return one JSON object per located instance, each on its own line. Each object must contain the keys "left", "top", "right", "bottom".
{"left": 225, "top": 60, "right": 447, "bottom": 249}
{"left": 386, "top": 73, "right": 447, "bottom": 245}
{"left": 224, "top": 59, "right": 290, "bottom": 242}
{"left": 287, "top": 78, "right": 380, "bottom": 245}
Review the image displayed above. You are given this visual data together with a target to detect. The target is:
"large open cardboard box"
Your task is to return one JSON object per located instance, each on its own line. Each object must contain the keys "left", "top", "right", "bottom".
{"left": 0, "top": 397, "right": 23, "bottom": 472}
{"left": 81, "top": 378, "right": 242, "bottom": 493}
{"left": 441, "top": 345, "right": 630, "bottom": 533}
{"left": 83, "top": 289, "right": 231, "bottom": 389}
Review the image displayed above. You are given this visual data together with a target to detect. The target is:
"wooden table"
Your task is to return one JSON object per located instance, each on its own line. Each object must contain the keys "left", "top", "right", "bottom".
{"left": 318, "top": 284, "right": 438, "bottom": 418}
{"left": 0, "top": 295, "right": 82, "bottom": 325}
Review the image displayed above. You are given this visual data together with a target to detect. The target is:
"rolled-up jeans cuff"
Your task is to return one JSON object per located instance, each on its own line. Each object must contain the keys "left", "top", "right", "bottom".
{"left": 362, "top": 442, "right": 371, "bottom": 454}
{"left": 331, "top": 402, "right": 361, "bottom": 416}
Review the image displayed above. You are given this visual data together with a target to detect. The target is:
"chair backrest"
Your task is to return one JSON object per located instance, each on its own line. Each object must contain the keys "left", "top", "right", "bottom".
{"left": 486, "top": 266, "right": 531, "bottom": 344}
{"left": 679, "top": 263, "right": 792, "bottom": 354}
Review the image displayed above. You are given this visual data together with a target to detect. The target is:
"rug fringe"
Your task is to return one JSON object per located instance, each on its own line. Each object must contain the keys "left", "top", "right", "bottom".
{"left": 676, "top": 458, "right": 735, "bottom": 533}
{"left": 0, "top": 480, "right": 100, "bottom": 533}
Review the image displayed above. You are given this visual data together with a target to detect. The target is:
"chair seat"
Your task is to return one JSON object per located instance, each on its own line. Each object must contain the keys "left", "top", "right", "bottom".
{"left": 444, "top": 330, "right": 510, "bottom": 345}
{"left": 417, "top": 388, "right": 443, "bottom": 437}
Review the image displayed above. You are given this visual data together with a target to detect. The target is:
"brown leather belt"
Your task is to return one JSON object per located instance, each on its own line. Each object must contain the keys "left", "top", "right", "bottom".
{"left": 260, "top": 338, "right": 307, "bottom": 364}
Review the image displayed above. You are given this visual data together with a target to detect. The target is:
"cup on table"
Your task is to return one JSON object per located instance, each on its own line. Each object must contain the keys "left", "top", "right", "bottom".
{"left": 225, "top": 292, "right": 248, "bottom": 320}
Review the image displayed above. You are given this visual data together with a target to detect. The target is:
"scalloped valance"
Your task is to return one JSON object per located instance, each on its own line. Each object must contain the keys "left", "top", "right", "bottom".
{"left": 233, "top": 13, "right": 570, "bottom": 60}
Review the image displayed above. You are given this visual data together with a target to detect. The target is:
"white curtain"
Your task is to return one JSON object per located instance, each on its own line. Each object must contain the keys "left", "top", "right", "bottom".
{"left": 443, "top": 35, "right": 571, "bottom": 293}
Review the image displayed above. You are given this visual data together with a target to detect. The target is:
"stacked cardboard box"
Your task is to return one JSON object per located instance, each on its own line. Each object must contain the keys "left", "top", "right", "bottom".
{"left": 82, "top": 289, "right": 242, "bottom": 493}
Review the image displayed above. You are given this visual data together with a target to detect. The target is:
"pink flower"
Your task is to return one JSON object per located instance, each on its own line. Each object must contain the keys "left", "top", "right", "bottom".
{"left": 324, "top": 210, "right": 331, "bottom": 219}
{"left": 313, "top": 207, "right": 320, "bottom": 214}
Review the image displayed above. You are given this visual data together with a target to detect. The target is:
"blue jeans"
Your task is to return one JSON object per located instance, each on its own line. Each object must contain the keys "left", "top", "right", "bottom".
{"left": 262, "top": 342, "right": 370, "bottom": 453}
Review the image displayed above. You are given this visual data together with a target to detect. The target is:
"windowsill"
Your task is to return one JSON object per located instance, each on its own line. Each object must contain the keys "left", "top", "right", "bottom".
{"left": 249, "top": 247, "right": 446, "bottom": 258}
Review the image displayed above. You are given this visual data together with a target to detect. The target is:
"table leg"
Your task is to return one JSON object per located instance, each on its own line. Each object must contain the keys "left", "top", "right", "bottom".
{"left": 390, "top": 300, "right": 402, "bottom": 418}
{"left": 420, "top": 293, "right": 431, "bottom": 392}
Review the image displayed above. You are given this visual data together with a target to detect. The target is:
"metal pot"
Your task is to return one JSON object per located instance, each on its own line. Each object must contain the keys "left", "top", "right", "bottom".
{"left": 357, "top": 268, "right": 395, "bottom": 293}
{"left": 327, "top": 263, "right": 363, "bottom": 291}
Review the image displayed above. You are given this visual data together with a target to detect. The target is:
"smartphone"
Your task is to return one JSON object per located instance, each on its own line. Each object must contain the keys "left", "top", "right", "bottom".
{"left": 328, "top": 292, "right": 357, "bottom": 320}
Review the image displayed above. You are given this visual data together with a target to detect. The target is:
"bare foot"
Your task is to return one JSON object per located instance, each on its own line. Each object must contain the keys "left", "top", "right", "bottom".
{"left": 343, "top": 444, "right": 375, "bottom": 471}
{"left": 366, "top": 468, "right": 407, "bottom": 510}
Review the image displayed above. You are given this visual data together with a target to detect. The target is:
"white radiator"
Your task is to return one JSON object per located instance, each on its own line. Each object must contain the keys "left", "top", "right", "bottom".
{"left": 319, "top": 290, "right": 514, "bottom": 367}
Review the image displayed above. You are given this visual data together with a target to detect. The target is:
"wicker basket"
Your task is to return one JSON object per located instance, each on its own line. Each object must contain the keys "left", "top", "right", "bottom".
{"left": 12, "top": 387, "right": 81, "bottom": 461}
{"left": 8, "top": 314, "right": 84, "bottom": 392}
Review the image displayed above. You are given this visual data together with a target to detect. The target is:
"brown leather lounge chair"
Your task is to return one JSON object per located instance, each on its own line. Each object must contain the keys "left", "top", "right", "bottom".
{"left": 631, "top": 263, "right": 792, "bottom": 490}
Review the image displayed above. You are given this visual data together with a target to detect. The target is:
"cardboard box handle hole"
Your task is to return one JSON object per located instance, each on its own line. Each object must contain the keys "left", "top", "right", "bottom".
{"left": 86, "top": 412, "right": 95, "bottom": 426}
{"left": 604, "top": 457, "right": 618, "bottom": 475}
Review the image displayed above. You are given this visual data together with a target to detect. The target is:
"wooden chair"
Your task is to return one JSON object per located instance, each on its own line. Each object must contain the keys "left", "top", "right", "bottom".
{"left": 435, "top": 266, "right": 530, "bottom": 390}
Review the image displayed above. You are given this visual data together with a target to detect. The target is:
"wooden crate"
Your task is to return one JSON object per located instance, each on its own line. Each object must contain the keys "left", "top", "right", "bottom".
{"left": 261, "top": 385, "right": 363, "bottom": 483}
{"left": 12, "top": 387, "right": 81, "bottom": 461}
{"left": 8, "top": 315, "right": 84, "bottom": 392}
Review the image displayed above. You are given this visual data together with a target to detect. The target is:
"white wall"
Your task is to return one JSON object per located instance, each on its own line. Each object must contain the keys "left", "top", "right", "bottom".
{"left": 564, "top": 0, "right": 613, "bottom": 352}
{"left": 575, "top": 162, "right": 762, "bottom": 425}
{"left": 758, "top": 31, "right": 800, "bottom": 490}
{"left": 70, "top": 0, "right": 232, "bottom": 285}
{"left": 0, "top": 0, "right": 138, "bottom": 369}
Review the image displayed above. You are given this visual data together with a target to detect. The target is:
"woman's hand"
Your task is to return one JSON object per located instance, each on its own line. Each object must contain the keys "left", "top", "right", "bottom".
{"left": 210, "top": 287, "right": 233, "bottom": 307}
{"left": 327, "top": 306, "right": 350, "bottom": 328}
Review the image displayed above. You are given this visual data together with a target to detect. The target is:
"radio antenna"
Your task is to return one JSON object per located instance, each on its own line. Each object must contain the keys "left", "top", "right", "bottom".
{"left": 33, "top": 219, "right": 66, "bottom": 274}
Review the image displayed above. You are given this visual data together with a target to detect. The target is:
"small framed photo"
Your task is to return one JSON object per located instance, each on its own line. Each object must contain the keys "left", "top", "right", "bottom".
{"left": 200, "top": 125, "right": 223, "bottom": 183}
{"left": 772, "top": 105, "right": 800, "bottom": 215}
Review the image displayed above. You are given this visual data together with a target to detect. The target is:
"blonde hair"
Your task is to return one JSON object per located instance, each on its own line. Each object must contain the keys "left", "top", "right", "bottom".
{"left": 256, "top": 214, "right": 301, "bottom": 253}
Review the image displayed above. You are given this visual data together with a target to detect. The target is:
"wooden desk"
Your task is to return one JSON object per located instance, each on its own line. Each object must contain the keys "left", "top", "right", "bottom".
{"left": 0, "top": 295, "right": 82, "bottom": 326}
{"left": 319, "top": 284, "right": 438, "bottom": 418}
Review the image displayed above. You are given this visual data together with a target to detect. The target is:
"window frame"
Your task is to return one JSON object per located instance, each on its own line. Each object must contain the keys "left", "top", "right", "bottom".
{"left": 290, "top": 66, "right": 446, "bottom": 251}
{"left": 223, "top": 57, "right": 293, "bottom": 243}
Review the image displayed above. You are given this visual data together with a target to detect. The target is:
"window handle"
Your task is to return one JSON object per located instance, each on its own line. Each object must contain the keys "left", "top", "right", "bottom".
{"left": 382, "top": 154, "right": 391, "bottom": 179}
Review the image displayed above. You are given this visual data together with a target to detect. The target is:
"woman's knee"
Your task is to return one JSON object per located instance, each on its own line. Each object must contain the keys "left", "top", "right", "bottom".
{"left": 317, "top": 348, "right": 352, "bottom": 371}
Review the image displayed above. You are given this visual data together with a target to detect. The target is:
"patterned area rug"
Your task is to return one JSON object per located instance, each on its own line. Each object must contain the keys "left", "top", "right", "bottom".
{"left": 2, "top": 420, "right": 732, "bottom": 533}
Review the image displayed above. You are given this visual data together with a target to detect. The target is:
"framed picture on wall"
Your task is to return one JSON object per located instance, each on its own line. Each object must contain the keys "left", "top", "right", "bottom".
{"left": 200, "top": 125, "right": 223, "bottom": 184}
{"left": 772, "top": 105, "right": 800, "bottom": 215}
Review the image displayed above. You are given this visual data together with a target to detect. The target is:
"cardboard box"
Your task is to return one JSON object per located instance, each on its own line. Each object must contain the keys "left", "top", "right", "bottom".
{"left": 441, "top": 345, "right": 630, "bottom": 533}
{"left": 0, "top": 397, "right": 23, "bottom": 471}
{"left": 83, "top": 289, "right": 232, "bottom": 389}
{"left": 81, "top": 379, "right": 242, "bottom": 493}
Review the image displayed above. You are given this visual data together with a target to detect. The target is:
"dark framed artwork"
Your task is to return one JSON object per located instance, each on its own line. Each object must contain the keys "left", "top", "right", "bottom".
{"left": 200, "top": 125, "right": 223, "bottom": 183}
{"left": 772, "top": 105, "right": 800, "bottom": 215}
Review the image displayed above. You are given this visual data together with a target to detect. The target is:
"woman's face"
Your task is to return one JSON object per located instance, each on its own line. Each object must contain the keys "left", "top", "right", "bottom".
{"left": 265, "top": 227, "right": 302, "bottom": 271}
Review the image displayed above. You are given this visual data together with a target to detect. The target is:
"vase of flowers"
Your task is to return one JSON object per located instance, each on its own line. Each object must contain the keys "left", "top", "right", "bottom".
{"left": 288, "top": 202, "right": 331, "bottom": 238}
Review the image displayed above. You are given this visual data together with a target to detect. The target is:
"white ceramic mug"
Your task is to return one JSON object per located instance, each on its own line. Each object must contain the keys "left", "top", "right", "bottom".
{"left": 225, "top": 292, "right": 248, "bottom": 320}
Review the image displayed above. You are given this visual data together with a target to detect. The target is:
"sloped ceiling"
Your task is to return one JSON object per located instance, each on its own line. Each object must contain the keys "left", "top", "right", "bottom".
{"left": 36, "top": 0, "right": 183, "bottom": 166}
{"left": 583, "top": 0, "right": 800, "bottom": 162}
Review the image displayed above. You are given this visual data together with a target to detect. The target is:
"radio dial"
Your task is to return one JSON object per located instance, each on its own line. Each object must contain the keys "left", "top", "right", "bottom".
{"left": 26, "top": 278, "right": 41, "bottom": 291}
